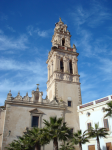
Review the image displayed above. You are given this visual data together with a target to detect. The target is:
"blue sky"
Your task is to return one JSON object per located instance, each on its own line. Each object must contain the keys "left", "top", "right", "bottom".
{"left": 0, "top": 0, "right": 112, "bottom": 105}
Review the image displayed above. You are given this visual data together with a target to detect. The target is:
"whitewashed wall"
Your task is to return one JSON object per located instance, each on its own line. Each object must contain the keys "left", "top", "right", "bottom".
{"left": 77, "top": 95, "right": 112, "bottom": 150}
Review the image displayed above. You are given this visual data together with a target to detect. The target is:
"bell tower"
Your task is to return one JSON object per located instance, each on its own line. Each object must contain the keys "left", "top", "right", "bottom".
{"left": 46, "top": 18, "right": 82, "bottom": 130}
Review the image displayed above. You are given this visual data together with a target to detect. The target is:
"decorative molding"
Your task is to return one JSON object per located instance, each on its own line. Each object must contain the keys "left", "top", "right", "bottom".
{"left": 29, "top": 108, "right": 44, "bottom": 114}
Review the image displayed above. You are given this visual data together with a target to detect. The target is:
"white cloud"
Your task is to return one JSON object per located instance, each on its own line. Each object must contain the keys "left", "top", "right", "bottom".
{"left": 70, "top": 2, "right": 112, "bottom": 28}
{"left": 6, "top": 25, "right": 16, "bottom": 32}
{"left": 0, "top": 32, "right": 28, "bottom": 50}
{"left": 0, "top": 58, "right": 47, "bottom": 105}
{"left": 27, "top": 25, "right": 53, "bottom": 37}
{"left": 38, "top": 31, "right": 48, "bottom": 37}
{"left": 99, "top": 58, "right": 112, "bottom": 76}
{"left": 0, "top": 30, "right": 4, "bottom": 34}
{"left": 0, "top": 58, "right": 47, "bottom": 74}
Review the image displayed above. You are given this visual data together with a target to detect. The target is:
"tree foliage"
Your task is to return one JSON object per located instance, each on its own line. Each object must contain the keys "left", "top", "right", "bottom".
{"left": 59, "top": 141, "right": 75, "bottom": 150}
{"left": 72, "top": 130, "right": 89, "bottom": 150}
{"left": 6, "top": 117, "right": 73, "bottom": 150}
{"left": 88, "top": 123, "right": 109, "bottom": 150}
{"left": 43, "top": 116, "right": 72, "bottom": 150}
{"left": 104, "top": 101, "right": 112, "bottom": 118}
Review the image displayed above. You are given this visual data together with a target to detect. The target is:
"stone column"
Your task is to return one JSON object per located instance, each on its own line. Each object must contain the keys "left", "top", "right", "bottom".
{"left": 55, "top": 54, "right": 60, "bottom": 71}
{"left": 67, "top": 59, "right": 70, "bottom": 73}
{"left": 47, "top": 66, "right": 50, "bottom": 80}
{"left": 32, "top": 91, "right": 35, "bottom": 102}
{"left": 63, "top": 59, "right": 66, "bottom": 73}
{"left": 39, "top": 92, "right": 43, "bottom": 103}
{"left": 51, "top": 62, "right": 53, "bottom": 74}
{"left": 72, "top": 61, "right": 75, "bottom": 74}
{"left": 72, "top": 59, "right": 78, "bottom": 74}
{"left": 50, "top": 64, "right": 52, "bottom": 76}
{"left": 63, "top": 56, "right": 69, "bottom": 73}
{"left": 58, "top": 57, "right": 60, "bottom": 71}
{"left": 54, "top": 54, "right": 58, "bottom": 71}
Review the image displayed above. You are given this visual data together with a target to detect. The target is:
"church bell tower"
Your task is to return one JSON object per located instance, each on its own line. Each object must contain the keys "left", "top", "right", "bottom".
{"left": 46, "top": 18, "right": 82, "bottom": 130}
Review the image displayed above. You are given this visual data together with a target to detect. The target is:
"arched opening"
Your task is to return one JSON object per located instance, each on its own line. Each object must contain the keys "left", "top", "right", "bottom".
{"left": 69, "top": 60, "right": 73, "bottom": 74}
{"left": 62, "top": 38, "right": 65, "bottom": 46}
{"left": 60, "top": 58, "right": 64, "bottom": 72}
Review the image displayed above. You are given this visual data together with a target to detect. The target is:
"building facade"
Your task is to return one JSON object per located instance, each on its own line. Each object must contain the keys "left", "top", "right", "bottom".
{"left": 78, "top": 95, "right": 112, "bottom": 150}
{"left": 0, "top": 19, "right": 112, "bottom": 150}
{"left": 0, "top": 19, "right": 81, "bottom": 150}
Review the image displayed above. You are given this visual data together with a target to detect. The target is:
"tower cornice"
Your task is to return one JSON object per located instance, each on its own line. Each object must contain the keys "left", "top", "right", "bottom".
{"left": 46, "top": 47, "right": 79, "bottom": 64}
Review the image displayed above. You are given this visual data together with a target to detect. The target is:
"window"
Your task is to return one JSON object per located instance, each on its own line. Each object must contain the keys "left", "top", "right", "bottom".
{"left": 87, "top": 122, "right": 91, "bottom": 130}
{"left": 106, "top": 143, "right": 111, "bottom": 150}
{"left": 69, "top": 60, "right": 73, "bottom": 74}
{"left": 62, "top": 38, "right": 65, "bottom": 46}
{"left": 102, "top": 107, "right": 105, "bottom": 112}
{"left": 60, "top": 59, "right": 64, "bottom": 72}
{"left": 88, "top": 145, "right": 95, "bottom": 150}
{"left": 68, "top": 101, "right": 71, "bottom": 107}
{"left": 32, "top": 116, "right": 39, "bottom": 127}
{"left": 87, "top": 112, "right": 91, "bottom": 117}
{"left": 104, "top": 119, "right": 109, "bottom": 130}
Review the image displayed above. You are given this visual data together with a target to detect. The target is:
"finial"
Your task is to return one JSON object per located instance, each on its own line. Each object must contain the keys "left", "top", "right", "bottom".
{"left": 36, "top": 84, "right": 39, "bottom": 91}
{"left": 73, "top": 44, "right": 77, "bottom": 49}
{"left": 26, "top": 92, "right": 28, "bottom": 96}
{"left": 9, "top": 90, "right": 11, "bottom": 93}
{"left": 18, "top": 91, "right": 20, "bottom": 95}
{"left": 59, "top": 17, "right": 61, "bottom": 21}
{"left": 36, "top": 84, "right": 39, "bottom": 88}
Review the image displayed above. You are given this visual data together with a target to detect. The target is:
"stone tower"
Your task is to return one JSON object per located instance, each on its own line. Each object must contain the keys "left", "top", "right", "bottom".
{"left": 46, "top": 18, "right": 82, "bottom": 130}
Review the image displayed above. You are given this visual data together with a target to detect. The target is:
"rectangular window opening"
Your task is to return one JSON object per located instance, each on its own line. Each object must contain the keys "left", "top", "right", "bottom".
{"left": 104, "top": 119, "right": 109, "bottom": 131}
{"left": 32, "top": 116, "right": 39, "bottom": 127}
{"left": 87, "top": 122, "right": 91, "bottom": 130}
{"left": 68, "top": 101, "right": 72, "bottom": 107}
{"left": 106, "top": 143, "right": 111, "bottom": 150}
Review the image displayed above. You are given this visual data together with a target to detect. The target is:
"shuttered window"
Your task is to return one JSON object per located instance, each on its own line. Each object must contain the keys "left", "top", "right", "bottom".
{"left": 104, "top": 119, "right": 109, "bottom": 131}
{"left": 87, "top": 122, "right": 91, "bottom": 130}
{"left": 106, "top": 142, "right": 111, "bottom": 150}
{"left": 88, "top": 145, "right": 95, "bottom": 150}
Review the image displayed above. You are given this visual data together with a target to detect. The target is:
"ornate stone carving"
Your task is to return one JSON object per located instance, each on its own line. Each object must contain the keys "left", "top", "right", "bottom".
{"left": 14, "top": 91, "right": 22, "bottom": 101}
{"left": 7, "top": 90, "right": 13, "bottom": 100}
{"left": 23, "top": 92, "right": 29, "bottom": 102}
{"left": 73, "top": 44, "right": 77, "bottom": 52}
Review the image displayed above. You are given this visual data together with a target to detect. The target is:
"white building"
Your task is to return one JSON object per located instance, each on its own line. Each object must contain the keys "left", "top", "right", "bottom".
{"left": 78, "top": 95, "right": 112, "bottom": 150}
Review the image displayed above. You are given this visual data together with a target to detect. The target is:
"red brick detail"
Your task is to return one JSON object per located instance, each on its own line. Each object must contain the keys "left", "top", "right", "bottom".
{"left": 79, "top": 102, "right": 93, "bottom": 109}
{"left": 59, "top": 46, "right": 65, "bottom": 50}
{"left": 111, "top": 96, "right": 112, "bottom": 99}
{"left": 95, "top": 97, "right": 108, "bottom": 104}
{"left": 67, "top": 48, "right": 73, "bottom": 51}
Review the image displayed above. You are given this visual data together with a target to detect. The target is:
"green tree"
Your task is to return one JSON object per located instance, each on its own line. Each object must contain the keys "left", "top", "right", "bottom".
{"left": 72, "top": 130, "right": 89, "bottom": 150}
{"left": 104, "top": 101, "right": 112, "bottom": 118}
{"left": 6, "top": 137, "right": 32, "bottom": 150}
{"left": 43, "top": 116, "right": 72, "bottom": 150}
{"left": 6, "top": 127, "right": 49, "bottom": 150}
{"left": 24, "top": 127, "right": 49, "bottom": 150}
{"left": 88, "top": 123, "right": 109, "bottom": 150}
{"left": 59, "top": 141, "right": 75, "bottom": 150}
{"left": 59, "top": 122, "right": 73, "bottom": 145}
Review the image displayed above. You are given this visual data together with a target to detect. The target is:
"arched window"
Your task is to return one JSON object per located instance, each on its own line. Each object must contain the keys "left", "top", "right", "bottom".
{"left": 62, "top": 38, "right": 65, "bottom": 46}
{"left": 60, "top": 58, "right": 64, "bottom": 72}
{"left": 69, "top": 60, "right": 73, "bottom": 74}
